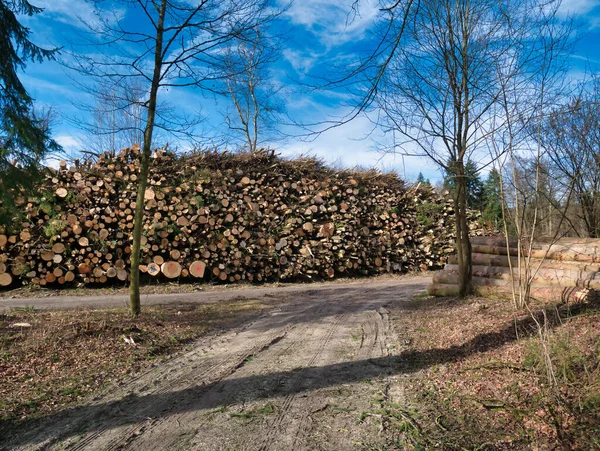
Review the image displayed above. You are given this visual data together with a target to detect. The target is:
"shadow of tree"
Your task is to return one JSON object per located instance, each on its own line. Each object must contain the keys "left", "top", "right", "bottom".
{"left": 1, "top": 297, "right": 587, "bottom": 450}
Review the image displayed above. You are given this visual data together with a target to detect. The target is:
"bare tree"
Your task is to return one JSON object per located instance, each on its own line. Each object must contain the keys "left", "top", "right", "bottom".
{"left": 315, "top": 0, "right": 574, "bottom": 297}
{"left": 485, "top": 12, "right": 575, "bottom": 384}
{"left": 540, "top": 79, "right": 600, "bottom": 238}
{"left": 70, "top": 0, "right": 279, "bottom": 316}
{"left": 73, "top": 80, "right": 147, "bottom": 159}
{"left": 486, "top": 0, "right": 573, "bottom": 308}
{"left": 220, "top": 28, "right": 285, "bottom": 152}
{"left": 362, "top": 0, "right": 569, "bottom": 296}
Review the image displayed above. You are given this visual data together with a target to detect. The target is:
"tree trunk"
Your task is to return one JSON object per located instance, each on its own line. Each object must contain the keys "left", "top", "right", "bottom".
{"left": 129, "top": 0, "right": 167, "bottom": 317}
{"left": 454, "top": 162, "right": 473, "bottom": 297}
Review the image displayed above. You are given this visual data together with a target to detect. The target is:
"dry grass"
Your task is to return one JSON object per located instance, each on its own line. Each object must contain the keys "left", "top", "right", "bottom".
{"left": 0, "top": 298, "right": 274, "bottom": 422}
{"left": 394, "top": 295, "right": 600, "bottom": 449}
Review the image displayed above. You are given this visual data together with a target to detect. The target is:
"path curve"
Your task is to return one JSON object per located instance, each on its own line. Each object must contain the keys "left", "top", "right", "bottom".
{"left": 2, "top": 275, "right": 429, "bottom": 451}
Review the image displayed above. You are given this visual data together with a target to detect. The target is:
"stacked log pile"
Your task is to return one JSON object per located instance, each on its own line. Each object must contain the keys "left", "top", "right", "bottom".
{"left": 427, "top": 236, "right": 600, "bottom": 302}
{"left": 0, "top": 146, "right": 487, "bottom": 288}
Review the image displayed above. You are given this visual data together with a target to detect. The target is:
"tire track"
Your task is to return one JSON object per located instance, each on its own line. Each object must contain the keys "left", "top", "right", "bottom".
{"left": 257, "top": 311, "right": 348, "bottom": 451}
{"left": 289, "top": 304, "right": 388, "bottom": 450}
{"left": 5, "top": 277, "right": 431, "bottom": 451}
{"left": 64, "top": 328, "right": 289, "bottom": 451}
{"left": 68, "top": 302, "right": 330, "bottom": 451}
{"left": 129, "top": 307, "right": 328, "bottom": 451}
{"left": 145, "top": 302, "right": 334, "bottom": 451}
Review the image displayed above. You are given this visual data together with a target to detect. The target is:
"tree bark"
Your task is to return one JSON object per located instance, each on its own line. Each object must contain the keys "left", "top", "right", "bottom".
{"left": 454, "top": 161, "right": 473, "bottom": 297}
{"left": 129, "top": 0, "right": 167, "bottom": 317}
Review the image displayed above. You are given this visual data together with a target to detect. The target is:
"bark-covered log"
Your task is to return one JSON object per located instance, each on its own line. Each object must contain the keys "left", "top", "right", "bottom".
{"left": 430, "top": 235, "right": 600, "bottom": 301}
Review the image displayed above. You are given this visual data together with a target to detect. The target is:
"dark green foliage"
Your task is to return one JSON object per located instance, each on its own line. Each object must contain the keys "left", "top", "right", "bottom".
{"left": 481, "top": 168, "right": 503, "bottom": 229}
{"left": 0, "top": 0, "right": 61, "bottom": 224}
{"left": 443, "top": 159, "right": 484, "bottom": 210}
{"left": 416, "top": 172, "right": 431, "bottom": 187}
{"left": 415, "top": 201, "right": 443, "bottom": 228}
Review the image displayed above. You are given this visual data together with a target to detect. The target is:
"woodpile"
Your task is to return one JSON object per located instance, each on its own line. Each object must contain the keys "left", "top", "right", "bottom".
{"left": 0, "top": 146, "right": 489, "bottom": 288}
{"left": 427, "top": 236, "right": 600, "bottom": 302}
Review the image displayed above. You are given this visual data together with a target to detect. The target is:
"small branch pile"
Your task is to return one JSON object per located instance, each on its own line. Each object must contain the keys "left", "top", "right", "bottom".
{"left": 0, "top": 146, "right": 487, "bottom": 288}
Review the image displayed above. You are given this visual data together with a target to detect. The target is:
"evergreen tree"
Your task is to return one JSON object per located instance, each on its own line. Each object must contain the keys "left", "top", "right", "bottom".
{"left": 443, "top": 159, "right": 484, "bottom": 210}
{"left": 416, "top": 172, "right": 431, "bottom": 187}
{"left": 0, "top": 0, "right": 60, "bottom": 223}
{"left": 481, "top": 168, "right": 503, "bottom": 229}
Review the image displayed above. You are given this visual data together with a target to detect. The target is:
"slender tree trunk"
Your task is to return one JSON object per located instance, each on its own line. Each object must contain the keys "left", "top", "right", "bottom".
{"left": 129, "top": 0, "right": 167, "bottom": 317}
{"left": 454, "top": 161, "right": 473, "bottom": 297}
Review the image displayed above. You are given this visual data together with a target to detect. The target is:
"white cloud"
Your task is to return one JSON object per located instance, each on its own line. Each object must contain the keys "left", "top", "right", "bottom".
{"left": 558, "top": 0, "right": 599, "bottom": 17}
{"left": 282, "top": 0, "right": 380, "bottom": 48}
{"left": 282, "top": 49, "right": 323, "bottom": 73}
{"left": 21, "top": 72, "right": 79, "bottom": 99}
{"left": 55, "top": 135, "right": 80, "bottom": 149}
{"left": 35, "top": 0, "right": 98, "bottom": 26}
{"left": 33, "top": 0, "right": 126, "bottom": 31}
{"left": 278, "top": 114, "right": 441, "bottom": 182}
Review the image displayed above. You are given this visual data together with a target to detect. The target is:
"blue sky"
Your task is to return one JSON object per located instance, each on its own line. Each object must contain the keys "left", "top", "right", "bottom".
{"left": 18, "top": 0, "right": 600, "bottom": 183}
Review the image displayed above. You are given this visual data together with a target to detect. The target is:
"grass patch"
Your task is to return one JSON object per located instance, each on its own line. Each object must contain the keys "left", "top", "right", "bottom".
{"left": 230, "top": 403, "right": 276, "bottom": 419}
{"left": 358, "top": 386, "right": 426, "bottom": 449}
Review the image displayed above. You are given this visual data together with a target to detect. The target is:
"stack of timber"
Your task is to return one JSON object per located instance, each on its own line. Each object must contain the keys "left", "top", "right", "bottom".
{"left": 0, "top": 146, "right": 489, "bottom": 288}
{"left": 427, "top": 236, "right": 600, "bottom": 302}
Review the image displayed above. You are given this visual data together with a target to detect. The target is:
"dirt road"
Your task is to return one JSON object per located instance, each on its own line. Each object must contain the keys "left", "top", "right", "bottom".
{"left": 0, "top": 275, "right": 426, "bottom": 311}
{"left": 2, "top": 276, "right": 429, "bottom": 450}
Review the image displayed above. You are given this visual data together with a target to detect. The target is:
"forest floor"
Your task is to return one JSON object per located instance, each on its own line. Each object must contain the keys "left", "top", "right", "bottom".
{"left": 1, "top": 274, "right": 599, "bottom": 450}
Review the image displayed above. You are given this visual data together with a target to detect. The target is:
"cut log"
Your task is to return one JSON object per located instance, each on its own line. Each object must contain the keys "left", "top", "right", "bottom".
{"left": 0, "top": 146, "right": 482, "bottom": 289}
{"left": 161, "top": 261, "right": 182, "bottom": 279}
{"left": 147, "top": 262, "right": 160, "bottom": 276}
{"left": 426, "top": 283, "right": 458, "bottom": 297}
{"left": 428, "top": 282, "right": 595, "bottom": 304}
{"left": 189, "top": 260, "right": 206, "bottom": 278}
{"left": 40, "top": 251, "right": 55, "bottom": 261}
{"left": 78, "top": 263, "right": 92, "bottom": 274}
{"left": 446, "top": 263, "right": 600, "bottom": 286}
{"left": 450, "top": 253, "right": 600, "bottom": 272}
{"left": 0, "top": 273, "right": 12, "bottom": 287}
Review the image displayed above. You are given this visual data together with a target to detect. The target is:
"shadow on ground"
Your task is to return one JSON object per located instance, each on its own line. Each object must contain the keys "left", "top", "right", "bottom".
{"left": 1, "top": 294, "right": 584, "bottom": 450}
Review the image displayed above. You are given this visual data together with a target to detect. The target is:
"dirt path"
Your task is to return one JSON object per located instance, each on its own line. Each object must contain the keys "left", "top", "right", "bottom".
{"left": 1, "top": 276, "right": 429, "bottom": 451}
{"left": 0, "top": 274, "right": 426, "bottom": 311}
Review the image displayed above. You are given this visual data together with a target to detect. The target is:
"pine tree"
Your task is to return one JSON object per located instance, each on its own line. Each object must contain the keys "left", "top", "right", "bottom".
{"left": 416, "top": 172, "right": 431, "bottom": 187}
{"left": 0, "top": 0, "right": 60, "bottom": 223}
{"left": 443, "top": 159, "right": 484, "bottom": 210}
{"left": 482, "top": 168, "right": 503, "bottom": 229}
